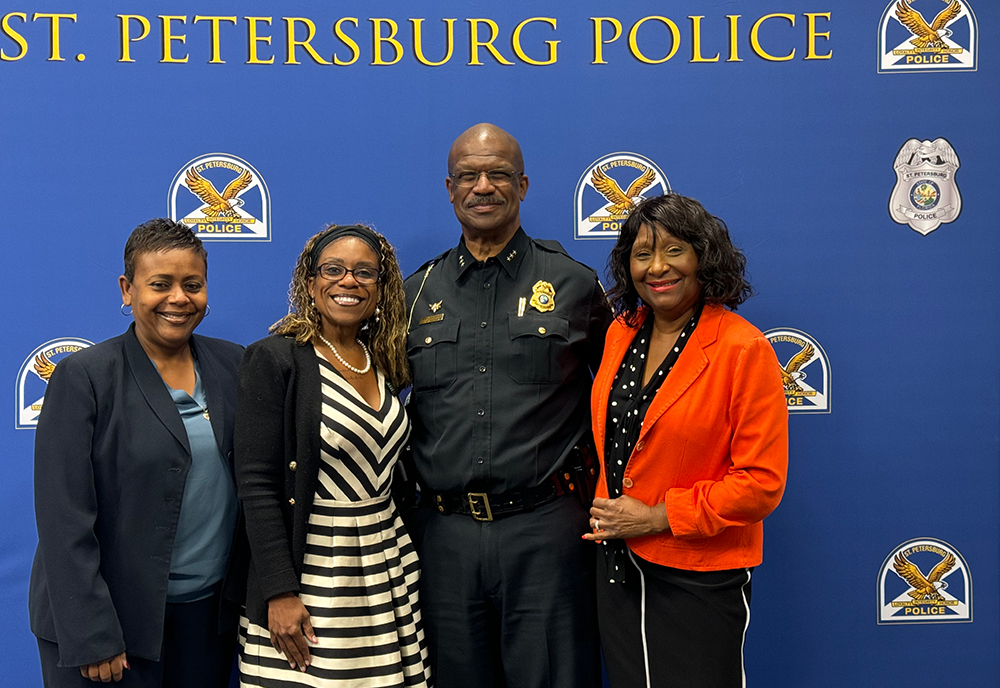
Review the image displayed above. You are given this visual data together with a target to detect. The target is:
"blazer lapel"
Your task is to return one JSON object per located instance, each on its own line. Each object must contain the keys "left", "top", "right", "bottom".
{"left": 191, "top": 336, "right": 228, "bottom": 457}
{"left": 636, "top": 305, "right": 723, "bottom": 442}
{"left": 123, "top": 324, "right": 191, "bottom": 455}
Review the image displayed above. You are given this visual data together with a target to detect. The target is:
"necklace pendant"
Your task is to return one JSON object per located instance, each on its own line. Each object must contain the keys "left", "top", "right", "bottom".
{"left": 203, "top": 410, "right": 211, "bottom": 421}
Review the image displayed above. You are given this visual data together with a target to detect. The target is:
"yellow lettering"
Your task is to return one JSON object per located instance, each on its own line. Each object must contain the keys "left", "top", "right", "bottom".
{"left": 410, "top": 18, "right": 455, "bottom": 66}
{"left": 246, "top": 17, "right": 273, "bottom": 64}
{"left": 805, "top": 12, "right": 832, "bottom": 60}
{"left": 117, "top": 15, "right": 150, "bottom": 62}
{"left": 689, "top": 16, "right": 719, "bottom": 62}
{"left": 370, "top": 18, "right": 402, "bottom": 65}
{"left": 193, "top": 16, "right": 236, "bottom": 64}
{"left": 750, "top": 13, "right": 795, "bottom": 62}
{"left": 590, "top": 17, "right": 622, "bottom": 65}
{"left": 512, "top": 17, "right": 558, "bottom": 66}
{"left": 628, "top": 16, "right": 680, "bottom": 64}
{"left": 1, "top": 12, "right": 28, "bottom": 61}
{"left": 727, "top": 15, "right": 742, "bottom": 62}
{"left": 333, "top": 17, "right": 359, "bottom": 65}
{"left": 283, "top": 17, "right": 330, "bottom": 65}
{"left": 32, "top": 12, "right": 76, "bottom": 61}
{"left": 158, "top": 15, "right": 188, "bottom": 63}
{"left": 467, "top": 19, "right": 513, "bottom": 66}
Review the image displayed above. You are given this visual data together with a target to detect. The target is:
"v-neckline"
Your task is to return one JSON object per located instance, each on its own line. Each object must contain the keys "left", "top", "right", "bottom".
{"left": 313, "top": 345, "right": 385, "bottom": 413}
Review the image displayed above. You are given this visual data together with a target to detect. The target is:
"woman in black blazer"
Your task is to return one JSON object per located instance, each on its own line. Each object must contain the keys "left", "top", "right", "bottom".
{"left": 29, "top": 219, "right": 244, "bottom": 687}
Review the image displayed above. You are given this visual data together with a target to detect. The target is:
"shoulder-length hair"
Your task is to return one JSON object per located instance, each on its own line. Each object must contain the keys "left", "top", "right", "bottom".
{"left": 606, "top": 194, "right": 753, "bottom": 327}
{"left": 270, "top": 224, "right": 411, "bottom": 390}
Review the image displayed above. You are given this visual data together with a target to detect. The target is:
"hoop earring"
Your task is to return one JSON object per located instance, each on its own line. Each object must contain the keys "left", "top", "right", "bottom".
{"left": 121, "top": 303, "right": 132, "bottom": 316}
{"left": 205, "top": 304, "right": 211, "bottom": 316}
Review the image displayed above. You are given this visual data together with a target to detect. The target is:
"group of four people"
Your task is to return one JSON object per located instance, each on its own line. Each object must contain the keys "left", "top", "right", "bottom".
{"left": 29, "top": 123, "right": 788, "bottom": 688}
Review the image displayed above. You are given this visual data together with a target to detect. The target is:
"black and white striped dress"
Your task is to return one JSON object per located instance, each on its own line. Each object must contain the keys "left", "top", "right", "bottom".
{"left": 239, "top": 351, "right": 432, "bottom": 687}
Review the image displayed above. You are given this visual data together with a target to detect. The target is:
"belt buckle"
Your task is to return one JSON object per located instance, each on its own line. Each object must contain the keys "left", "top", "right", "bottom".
{"left": 467, "top": 492, "right": 493, "bottom": 522}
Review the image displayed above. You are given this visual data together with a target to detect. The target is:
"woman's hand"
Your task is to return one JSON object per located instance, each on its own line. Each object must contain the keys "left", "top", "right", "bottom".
{"left": 582, "top": 495, "right": 671, "bottom": 541}
{"left": 268, "top": 593, "right": 318, "bottom": 671}
{"left": 79, "top": 653, "right": 128, "bottom": 682}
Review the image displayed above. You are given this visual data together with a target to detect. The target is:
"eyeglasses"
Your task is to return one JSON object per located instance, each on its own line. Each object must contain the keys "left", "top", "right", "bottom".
{"left": 316, "top": 263, "right": 380, "bottom": 284}
{"left": 448, "top": 169, "right": 522, "bottom": 187}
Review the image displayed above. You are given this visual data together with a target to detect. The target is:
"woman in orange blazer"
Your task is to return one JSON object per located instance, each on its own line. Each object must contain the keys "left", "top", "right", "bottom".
{"left": 584, "top": 194, "right": 788, "bottom": 688}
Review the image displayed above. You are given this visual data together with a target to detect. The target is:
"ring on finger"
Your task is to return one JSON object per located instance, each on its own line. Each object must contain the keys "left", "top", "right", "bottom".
{"left": 595, "top": 519, "right": 600, "bottom": 531}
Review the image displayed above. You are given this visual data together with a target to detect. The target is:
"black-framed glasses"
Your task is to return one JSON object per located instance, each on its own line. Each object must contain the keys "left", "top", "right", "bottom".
{"left": 316, "top": 263, "right": 380, "bottom": 284}
{"left": 448, "top": 169, "right": 522, "bottom": 187}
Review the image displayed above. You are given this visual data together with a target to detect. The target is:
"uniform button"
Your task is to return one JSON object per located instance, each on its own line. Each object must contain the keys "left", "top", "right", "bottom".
{"left": 289, "top": 461, "right": 297, "bottom": 471}
{"left": 484, "top": 282, "right": 491, "bottom": 289}
{"left": 288, "top": 498, "right": 295, "bottom": 506}
{"left": 477, "top": 458, "right": 484, "bottom": 464}
{"left": 635, "top": 441, "right": 645, "bottom": 452}
{"left": 479, "top": 366, "right": 486, "bottom": 373}
{"left": 425, "top": 336, "right": 433, "bottom": 344}
{"left": 477, "top": 409, "right": 485, "bottom": 416}
{"left": 538, "top": 327, "right": 546, "bottom": 334}
{"left": 622, "top": 478, "right": 634, "bottom": 489}
{"left": 480, "top": 321, "right": 487, "bottom": 328}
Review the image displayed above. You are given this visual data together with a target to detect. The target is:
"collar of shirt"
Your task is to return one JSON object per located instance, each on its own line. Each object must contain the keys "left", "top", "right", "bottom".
{"left": 453, "top": 227, "right": 530, "bottom": 281}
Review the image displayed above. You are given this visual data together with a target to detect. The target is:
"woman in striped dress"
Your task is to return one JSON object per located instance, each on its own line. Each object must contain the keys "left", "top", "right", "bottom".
{"left": 234, "top": 224, "right": 431, "bottom": 687}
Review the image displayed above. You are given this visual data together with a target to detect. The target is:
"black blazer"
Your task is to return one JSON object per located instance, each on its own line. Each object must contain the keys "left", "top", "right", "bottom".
{"left": 28, "top": 324, "right": 243, "bottom": 668}
{"left": 232, "top": 335, "right": 324, "bottom": 627}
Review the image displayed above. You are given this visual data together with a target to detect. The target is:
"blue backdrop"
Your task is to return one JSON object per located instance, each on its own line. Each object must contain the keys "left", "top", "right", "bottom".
{"left": 3, "top": 1, "right": 997, "bottom": 685}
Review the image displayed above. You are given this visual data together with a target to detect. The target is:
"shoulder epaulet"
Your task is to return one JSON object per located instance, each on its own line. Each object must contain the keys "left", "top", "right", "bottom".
{"left": 532, "top": 238, "right": 568, "bottom": 255}
{"left": 404, "top": 249, "right": 450, "bottom": 282}
{"left": 531, "top": 237, "right": 599, "bottom": 276}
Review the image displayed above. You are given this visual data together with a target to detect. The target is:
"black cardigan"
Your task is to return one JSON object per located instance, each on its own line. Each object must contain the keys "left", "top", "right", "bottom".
{"left": 233, "top": 334, "right": 325, "bottom": 627}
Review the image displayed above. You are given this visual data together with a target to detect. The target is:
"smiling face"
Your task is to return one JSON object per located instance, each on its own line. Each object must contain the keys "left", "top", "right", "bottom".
{"left": 630, "top": 223, "right": 702, "bottom": 324}
{"left": 307, "top": 237, "right": 381, "bottom": 338}
{"left": 446, "top": 129, "right": 528, "bottom": 239}
{"left": 119, "top": 248, "right": 208, "bottom": 356}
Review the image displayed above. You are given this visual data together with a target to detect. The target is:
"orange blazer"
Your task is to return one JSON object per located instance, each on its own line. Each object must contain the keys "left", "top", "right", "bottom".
{"left": 592, "top": 304, "right": 788, "bottom": 571}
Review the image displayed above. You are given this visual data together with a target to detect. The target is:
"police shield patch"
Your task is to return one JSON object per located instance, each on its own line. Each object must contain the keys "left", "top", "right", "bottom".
{"left": 574, "top": 153, "right": 670, "bottom": 240}
{"left": 878, "top": 538, "right": 972, "bottom": 624}
{"left": 169, "top": 153, "right": 271, "bottom": 241}
{"left": 16, "top": 338, "right": 93, "bottom": 429}
{"left": 878, "top": 0, "right": 978, "bottom": 73}
{"left": 764, "top": 329, "right": 831, "bottom": 414}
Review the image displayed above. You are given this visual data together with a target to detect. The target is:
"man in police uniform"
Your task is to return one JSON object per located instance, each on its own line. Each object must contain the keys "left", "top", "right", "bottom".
{"left": 404, "top": 123, "right": 611, "bottom": 687}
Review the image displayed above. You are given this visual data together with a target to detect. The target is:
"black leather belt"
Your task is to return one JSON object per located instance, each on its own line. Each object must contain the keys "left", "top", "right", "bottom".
{"left": 429, "top": 475, "right": 570, "bottom": 521}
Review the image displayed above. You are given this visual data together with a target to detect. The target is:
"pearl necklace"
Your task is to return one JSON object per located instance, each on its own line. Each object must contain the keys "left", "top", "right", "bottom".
{"left": 316, "top": 332, "right": 371, "bottom": 374}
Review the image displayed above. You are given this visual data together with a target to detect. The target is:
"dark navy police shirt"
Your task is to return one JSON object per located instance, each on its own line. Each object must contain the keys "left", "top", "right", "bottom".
{"left": 404, "top": 228, "right": 613, "bottom": 494}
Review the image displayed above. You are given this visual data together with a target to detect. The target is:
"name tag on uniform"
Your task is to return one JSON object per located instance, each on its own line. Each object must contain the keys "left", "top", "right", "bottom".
{"left": 419, "top": 313, "right": 445, "bottom": 325}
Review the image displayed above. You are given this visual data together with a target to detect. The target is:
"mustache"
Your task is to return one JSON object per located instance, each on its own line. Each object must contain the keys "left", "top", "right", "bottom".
{"left": 467, "top": 195, "right": 504, "bottom": 206}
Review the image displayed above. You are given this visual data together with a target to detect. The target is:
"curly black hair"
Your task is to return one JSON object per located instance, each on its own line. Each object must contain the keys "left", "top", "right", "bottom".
{"left": 606, "top": 194, "right": 752, "bottom": 326}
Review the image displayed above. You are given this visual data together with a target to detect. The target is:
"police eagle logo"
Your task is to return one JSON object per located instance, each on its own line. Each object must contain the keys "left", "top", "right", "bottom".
{"left": 32, "top": 351, "right": 56, "bottom": 382}
{"left": 590, "top": 166, "right": 657, "bottom": 216}
{"left": 894, "top": 1, "right": 963, "bottom": 51}
{"left": 184, "top": 166, "right": 253, "bottom": 218}
{"left": 779, "top": 343, "right": 814, "bottom": 393}
{"left": 892, "top": 551, "right": 956, "bottom": 601}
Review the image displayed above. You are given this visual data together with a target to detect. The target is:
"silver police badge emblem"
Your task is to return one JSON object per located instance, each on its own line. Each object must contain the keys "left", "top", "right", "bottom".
{"left": 888, "top": 138, "right": 961, "bottom": 235}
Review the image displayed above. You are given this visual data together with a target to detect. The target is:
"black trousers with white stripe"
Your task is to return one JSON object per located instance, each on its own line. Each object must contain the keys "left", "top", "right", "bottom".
{"left": 597, "top": 550, "right": 752, "bottom": 688}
